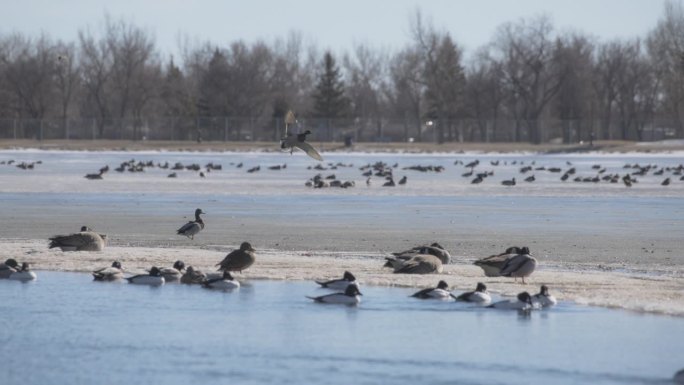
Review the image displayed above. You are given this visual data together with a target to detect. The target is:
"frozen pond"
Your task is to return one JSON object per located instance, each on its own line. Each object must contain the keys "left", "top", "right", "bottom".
{"left": 0, "top": 272, "right": 682, "bottom": 385}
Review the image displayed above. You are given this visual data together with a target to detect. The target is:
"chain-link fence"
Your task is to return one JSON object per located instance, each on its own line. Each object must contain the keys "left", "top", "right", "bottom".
{"left": 0, "top": 116, "right": 679, "bottom": 143}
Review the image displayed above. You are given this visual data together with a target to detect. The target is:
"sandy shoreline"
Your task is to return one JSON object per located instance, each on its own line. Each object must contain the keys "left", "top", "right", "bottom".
{"left": 5, "top": 239, "right": 683, "bottom": 317}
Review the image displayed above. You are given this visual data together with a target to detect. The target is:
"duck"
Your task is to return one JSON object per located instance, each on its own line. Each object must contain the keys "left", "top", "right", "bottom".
{"left": 84, "top": 170, "right": 104, "bottom": 180}
{"left": 391, "top": 242, "right": 451, "bottom": 265}
{"left": 180, "top": 266, "right": 207, "bottom": 284}
{"left": 9, "top": 262, "right": 37, "bottom": 281}
{"left": 473, "top": 246, "right": 529, "bottom": 277}
{"left": 202, "top": 270, "right": 240, "bottom": 290}
{"left": 315, "top": 271, "right": 357, "bottom": 290}
{"left": 280, "top": 114, "right": 324, "bottom": 161}
{"left": 0, "top": 258, "right": 20, "bottom": 279}
{"left": 126, "top": 266, "right": 165, "bottom": 286}
{"left": 455, "top": 282, "right": 491, "bottom": 303}
{"left": 398, "top": 176, "right": 407, "bottom": 185}
{"left": 411, "top": 280, "right": 456, "bottom": 300}
{"left": 501, "top": 178, "right": 516, "bottom": 186}
{"left": 499, "top": 253, "right": 537, "bottom": 284}
{"left": 532, "top": 285, "right": 557, "bottom": 308}
{"left": 307, "top": 283, "right": 362, "bottom": 304}
{"left": 92, "top": 261, "right": 124, "bottom": 281}
{"left": 48, "top": 228, "right": 107, "bottom": 251}
{"left": 159, "top": 260, "right": 185, "bottom": 281}
{"left": 488, "top": 292, "right": 533, "bottom": 310}
{"left": 176, "top": 208, "right": 205, "bottom": 240}
{"left": 384, "top": 254, "right": 443, "bottom": 274}
{"left": 216, "top": 242, "right": 256, "bottom": 273}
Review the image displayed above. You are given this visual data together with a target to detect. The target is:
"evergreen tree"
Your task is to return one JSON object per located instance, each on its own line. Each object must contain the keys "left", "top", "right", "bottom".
{"left": 311, "top": 51, "right": 350, "bottom": 119}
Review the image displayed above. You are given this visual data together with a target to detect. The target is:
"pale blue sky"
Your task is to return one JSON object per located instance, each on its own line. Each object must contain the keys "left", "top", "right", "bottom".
{"left": 0, "top": 0, "right": 666, "bottom": 59}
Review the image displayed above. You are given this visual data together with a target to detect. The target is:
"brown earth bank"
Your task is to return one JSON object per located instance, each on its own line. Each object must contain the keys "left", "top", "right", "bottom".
{"left": 1, "top": 139, "right": 683, "bottom": 153}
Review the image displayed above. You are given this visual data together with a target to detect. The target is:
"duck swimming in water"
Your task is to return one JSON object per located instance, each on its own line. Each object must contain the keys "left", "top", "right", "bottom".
{"left": 315, "top": 271, "right": 357, "bottom": 290}
{"left": 532, "top": 285, "right": 557, "bottom": 308}
{"left": 126, "top": 266, "right": 165, "bottom": 286}
{"left": 9, "top": 262, "right": 37, "bottom": 281}
{"left": 455, "top": 282, "right": 491, "bottom": 304}
{"left": 176, "top": 209, "right": 205, "bottom": 240}
{"left": 159, "top": 260, "right": 185, "bottom": 281}
{"left": 307, "top": 283, "right": 362, "bottom": 304}
{"left": 411, "top": 280, "right": 456, "bottom": 300}
{"left": 92, "top": 261, "right": 124, "bottom": 281}
{"left": 0, "top": 258, "right": 20, "bottom": 279}
{"left": 488, "top": 292, "right": 533, "bottom": 310}
{"left": 180, "top": 266, "right": 207, "bottom": 284}
{"left": 202, "top": 270, "right": 240, "bottom": 290}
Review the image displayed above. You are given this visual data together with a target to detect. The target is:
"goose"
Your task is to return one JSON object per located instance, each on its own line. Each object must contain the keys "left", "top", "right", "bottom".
{"left": 455, "top": 282, "right": 491, "bottom": 303}
{"left": 126, "top": 266, "right": 164, "bottom": 286}
{"left": 389, "top": 243, "right": 451, "bottom": 265}
{"left": 176, "top": 208, "right": 205, "bottom": 240}
{"left": 662, "top": 178, "right": 671, "bottom": 186}
{"left": 202, "top": 270, "right": 240, "bottom": 290}
{"left": 307, "top": 283, "right": 362, "bottom": 304}
{"left": 398, "top": 176, "right": 407, "bottom": 185}
{"left": 384, "top": 254, "right": 443, "bottom": 274}
{"left": 9, "top": 262, "right": 37, "bottom": 281}
{"left": 0, "top": 258, "right": 20, "bottom": 279}
{"left": 411, "top": 280, "right": 456, "bottom": 300}
{"left": 524, "top": 175, "right": 535, "bottom": 182}
{"left": 92, "top": 261, "right": 124, "bottom": 281}
{"left": 216, "top": 242, "right": 256, "bottom": 273}
{"left": 532, "top": 285, "right": 557, "bottom": 308}
{"left": 488, "top": 292, "right": 533, "bottom": 310}
{"left": 501, "top": 178, "right": 516, "bottom": 186}
{"left": 500, "top": 253, "right": 537, "bottom": 284}
{"left": 315, "top": 271, "right": 357, "bottom": 290}
{"left": 85, "top": 170, "right": 104, "bottom": 180}
{"left": 49, "top": 228, "right": 107, "bottom": 251}
{"left": 473, "top": 246, "right": 529, "bottom": 277}
{"left": 180, "top": 266, "right": 207, "bottom": 284}
{"left": 159, "top": 261, "right": 185, "bottom": 281}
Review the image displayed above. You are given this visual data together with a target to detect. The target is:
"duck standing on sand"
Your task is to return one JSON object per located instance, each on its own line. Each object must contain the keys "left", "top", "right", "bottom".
{"left": 532, "top": 285, "right": 557, "bottom": 308}
{"left": 384, "top": 254, "right": 443, "bottom": 274}
{"left": 202, "top": 270, "right": 240, "bottom": 290}
{"left": 315, "top": 271, "right": 357, "bottom": 290}
{"left": 499, "top": 252, "right": 537, "bottom": 284}
{"left": 92, "top": 261, "right": 124, "bottom": 281}
{"left": 411, "top": 280, "right": 456, "bottom": 300}
{"left": 0, "top": 258, "right": 20, "bottom": 279}
{"left": 280, "top": 111, "right": 323, "bottom": 161}
{"left": 126, "top": 267, "right": 165, "bottom": 286}
{"left": 9, "top": 262, "right": 37, "bottom": 281}
{"left": 49, "top": 227, "right": 107, "bottom": 251}
{"left": 488, "top": 292, "right": 533, "bottom": 310}
{"left": 177, "top": 209, "right": 205, "bottom": 240}
{"left": 473, "top": 246, "right": 529, "bottom": 277}
{"left": 307, "top": 283, "right": 362, "bottom": 304}
{"left": 216, "top": 242, "right": 256, "bottom": 273}
{"left": 455, "top": 282, "right": 491, "bottom": 303}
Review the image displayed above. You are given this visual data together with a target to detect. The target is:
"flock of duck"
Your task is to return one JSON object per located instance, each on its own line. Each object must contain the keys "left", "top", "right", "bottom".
{"left": 1, "top": 205, "right": 551, "bottom": 312}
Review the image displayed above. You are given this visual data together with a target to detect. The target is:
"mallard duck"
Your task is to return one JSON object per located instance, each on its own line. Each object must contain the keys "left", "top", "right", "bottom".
{"left": 216, "top": 242, "right": 256, "bottom": 273}
{"left": 500, "top": 254, "right": 537, "bottom": 284}
{"left": 473, "top": 246, "right": 528, "bottom": 277}
{"left": 180, "top": 266, "right": 206, "bottom": 284}
{"left": 384, "top": 254, "right": 443, "bottom": 274}
{"left": 92, "top": 261, "right": 124, "bottom": 281}
{"left": 176, "top": 209, "right": 205, "bottom": 240}
{"left": 307, "top": 283, "right": 362, "bottom": 304}
{"left": 48, "top": 228, "right": 107, "bottom": 251}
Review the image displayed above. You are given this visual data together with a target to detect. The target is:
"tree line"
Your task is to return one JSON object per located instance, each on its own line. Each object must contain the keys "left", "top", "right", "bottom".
{"left": 1, "top": 3, "right": 683, "bottom": 143}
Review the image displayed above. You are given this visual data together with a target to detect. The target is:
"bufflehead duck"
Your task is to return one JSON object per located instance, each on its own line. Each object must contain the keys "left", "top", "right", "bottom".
{"left": 126, "top": 267, "right": 165, "bottom": 286}
{"left": 455, "top": 282, "right": 491, "bottom": 303}
{"left": 216, "top": 242, "right": 256, "bottom": 273}
{"left": 176, "top": 209, "right": 205, "bottom": 240}
{"left": 307, "top": 284, "right": 362, "bottom": 305}
{"left": 92, "top": 261, "right": 124, "bottom": 281}
{"left": 315, "top": 271, "right": 357, "bottom": 290}
{"left": 202, "top": 270, "right": 240, "bottom": 290}
{"left": 9, "top": 262, "right": 37, "bottom": 281}
{"left": 488, "top": 292, "right": 533, "bottom": 310}
{"left": 532, "top": 285, "right": 557, "bottom": 308}
{"left": 411, "top": 280, "right": 456, "bottom": 300}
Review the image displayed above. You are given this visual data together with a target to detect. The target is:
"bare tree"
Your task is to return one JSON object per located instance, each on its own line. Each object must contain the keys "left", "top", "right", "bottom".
{"left": 79, "top": 25, "right": 113, "bottom": 136}
{"left": 465, "top": 48, "right": 506, "bottom": 141}
{"left": 53, "top": 41, "right": 80, "bottom": 137}
{"left": 388, "top": 47, "right": 424, "bottom": 141}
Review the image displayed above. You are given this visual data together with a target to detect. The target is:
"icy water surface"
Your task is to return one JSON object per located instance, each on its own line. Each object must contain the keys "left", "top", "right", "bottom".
{"left": 0, "top": 272, "right": 682, "bottom": 385}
